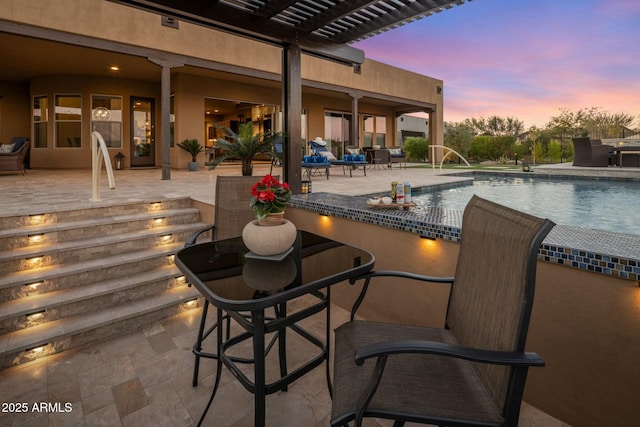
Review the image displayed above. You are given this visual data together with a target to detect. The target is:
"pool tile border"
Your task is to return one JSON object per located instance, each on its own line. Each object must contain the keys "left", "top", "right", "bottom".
{"left": 290, "top": 192, "right": 640, "bottom": 282}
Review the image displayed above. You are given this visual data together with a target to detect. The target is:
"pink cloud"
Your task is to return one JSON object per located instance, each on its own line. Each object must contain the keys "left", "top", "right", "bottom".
{"left": 353, "top": 0, "right": 640, "bottom": 129}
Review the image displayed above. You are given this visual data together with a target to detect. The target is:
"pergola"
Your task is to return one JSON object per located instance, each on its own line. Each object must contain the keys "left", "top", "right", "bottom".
{"left": 112, "top": 0, "right": 472, "bottom": 191}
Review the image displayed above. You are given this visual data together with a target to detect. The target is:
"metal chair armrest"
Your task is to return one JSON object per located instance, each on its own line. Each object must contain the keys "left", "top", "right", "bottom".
{"left": 355, "top": 340, "right": 545, "bottom": 367}
{"left": 348, "top": 271, "right": 454, "bottom": 320}
{"left": 184, "top": 224, "right": 215, "bottom": 247}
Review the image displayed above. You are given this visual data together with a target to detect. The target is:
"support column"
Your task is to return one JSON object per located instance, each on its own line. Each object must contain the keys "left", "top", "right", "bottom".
{"left": 282, "top": 44, "right": 302, "bottom": 194}
{"left": 160, "top": 64, "right": 172, "bottom": 180}
{"left": 349, "top": 93, "right": 361, "bottom": 148}
{"left": 428, "top": 109, "right": 440, "bottom": 165}
{"left": 149, "top": 58, "right": 183, "bottom": 180}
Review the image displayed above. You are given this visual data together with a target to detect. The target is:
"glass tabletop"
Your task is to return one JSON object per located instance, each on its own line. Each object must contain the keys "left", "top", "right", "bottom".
{"left": 175, "top": 230, "right": 375, "bottom": 311}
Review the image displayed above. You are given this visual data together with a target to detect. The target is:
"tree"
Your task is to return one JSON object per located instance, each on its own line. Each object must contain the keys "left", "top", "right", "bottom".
{"left": 463, "top": 115, "right": 524, "bottom": 137}
{"left": 579, "top": 108, "right": 636, "bottom": 138}
{"left": 444, "top": 122, "right": 474, "bottom": 161}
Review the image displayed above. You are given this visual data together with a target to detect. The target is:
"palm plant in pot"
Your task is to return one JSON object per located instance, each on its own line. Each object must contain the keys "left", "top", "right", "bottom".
{"left": 209, "top": 122, "right": 282, "bottom": 176}
{"left": 177, "top": 138, "right": 204, "bottom": 171}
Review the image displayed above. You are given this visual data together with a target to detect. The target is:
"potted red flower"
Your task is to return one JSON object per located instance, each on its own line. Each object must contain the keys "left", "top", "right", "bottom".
{"left": 250, "top": 174, "right": 291, "bottom": 225}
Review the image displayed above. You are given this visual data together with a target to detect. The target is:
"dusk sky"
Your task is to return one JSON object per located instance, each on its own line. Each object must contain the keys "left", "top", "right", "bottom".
{"left": 353, "top": 0, "right": 640, "bottom": 129}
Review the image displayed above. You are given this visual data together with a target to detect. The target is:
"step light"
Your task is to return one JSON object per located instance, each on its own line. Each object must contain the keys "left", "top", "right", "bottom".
{"left": 150, "top": 201, "right": 163, "bottom": 210}
{"left": 28, "top": 213, "right": 45, "bottom": 225}
{"left": 154, "top": 217, "right": 165, "bottom": 226}
{"left": 28, "top": 233, "right": 45, "bottom": 244}
{"left": 26, "top": 309, "right": 46, "bottom": 321}
{"left": 181, "top": 298, "right": 198, "bottom": 310}
{"left": 27, "top": 255, "right": 44, "bottom": 266}
{"left": 22, "top": 343, "right": 55, "bottom": 361}
{"left": 161, "top": 233, "right": 173, "bottom": 243}
{"left": 24, "top": 281, "right": 42, "bottom": 291}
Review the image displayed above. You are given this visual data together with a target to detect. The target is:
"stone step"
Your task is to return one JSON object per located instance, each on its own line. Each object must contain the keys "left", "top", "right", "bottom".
{"left": 0, "top": 222, "right": 206, "bottom": 274}
{"left": 0, "top": 207, "right": 200, "bottom": 251}
{"left": 0, "top": 242, "right": 185, "bottom": 301}
{"left": 0, "top": 264, "right": 184, "bottom": 334}
{"left": 0, "top": 285, "right": 202, "bottom": 371}
{"left": 0, "top": 197, "right": 206, "bottom": 371}
{"left": 0, "top": 197, "right": 193, "bottom": 230}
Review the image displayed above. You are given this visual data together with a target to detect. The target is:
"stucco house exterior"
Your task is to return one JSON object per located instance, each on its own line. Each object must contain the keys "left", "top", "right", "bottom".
{"left": 0, "top": 0, "right": 444, "bottom": 176}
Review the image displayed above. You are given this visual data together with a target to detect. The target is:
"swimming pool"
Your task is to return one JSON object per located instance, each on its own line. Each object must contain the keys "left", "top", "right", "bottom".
{"left": 412, "top": 174, "right": 640, "bottom": 236}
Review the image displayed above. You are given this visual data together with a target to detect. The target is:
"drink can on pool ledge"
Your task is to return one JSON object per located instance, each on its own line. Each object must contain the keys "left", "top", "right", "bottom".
{"left": 404, "top": 182, "right": 412, "bottom": 203}
{"left": 396, "top": 182, "right": 404, "bottom": 204}
{"left": 391, "top": 181, "right": 398, "bottom": 201}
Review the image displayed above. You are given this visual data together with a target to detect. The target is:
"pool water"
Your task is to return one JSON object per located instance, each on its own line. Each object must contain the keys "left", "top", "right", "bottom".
{"left": 412, "top": 175, "right": 640, "bottom": 236}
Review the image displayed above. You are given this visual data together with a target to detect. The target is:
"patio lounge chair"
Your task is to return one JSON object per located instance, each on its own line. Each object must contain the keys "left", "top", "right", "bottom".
{"left": 572, "top": 137, "right": 611, "bottom": 167}
{"left": 309, "top": 138, "right": 342, "bottom": 165}
{"left": 0, "top": 137, "right": 30, "bottom": 175}
{"left": 331, "top": 195, "right": 555, "bottom": 427}
{"left": 302, "top": 155, "right": 331, "bottom": 180}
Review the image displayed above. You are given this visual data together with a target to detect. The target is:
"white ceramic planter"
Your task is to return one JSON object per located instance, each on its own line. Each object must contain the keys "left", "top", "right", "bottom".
{"left": 242, "top": 219, "right": 297, "bottom": 256}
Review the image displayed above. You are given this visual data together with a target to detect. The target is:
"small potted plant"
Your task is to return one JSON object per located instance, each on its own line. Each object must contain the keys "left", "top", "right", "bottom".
{"left": 177, "top": 138, "right": 203, "bottom": 171}
{"left": 242, "top": 174, "right": 296, "bottom": 256}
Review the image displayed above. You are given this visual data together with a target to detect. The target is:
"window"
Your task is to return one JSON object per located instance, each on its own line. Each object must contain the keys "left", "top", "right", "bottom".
{"left": 324, "top": 111, "right": 352, "bottom": 158}
{"left": 33, "top": 95, "right": 48, "bottom": 148}
{"left": 55, "top": 94, "right": 82, "bottom": 148}
{"left": 375, "top": 116, "right": 386, "bottom": 146}
{"left": 362, "top": 115, "right": 386, "bottom": 148}
{"left": 91, "top": 95, "right": 122, "bottom": 148}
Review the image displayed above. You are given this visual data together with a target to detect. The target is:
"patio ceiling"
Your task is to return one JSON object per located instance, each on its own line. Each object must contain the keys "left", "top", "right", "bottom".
{"left": 111, "top": 0, "right": 472, "bottom": 64}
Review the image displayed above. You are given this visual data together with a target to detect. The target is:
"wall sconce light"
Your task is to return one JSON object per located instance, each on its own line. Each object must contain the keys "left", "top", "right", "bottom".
{"left": 161, "top": 15, "right": 180, "bottom": 29}
{"left": 28, "top": 234, "right": 45, "bottom": 244}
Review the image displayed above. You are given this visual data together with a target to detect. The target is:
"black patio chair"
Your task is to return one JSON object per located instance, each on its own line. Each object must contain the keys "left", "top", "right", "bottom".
{"left": 184, "top": 175, "right": 266, "bottom": 386}
{"left": 331, "top": 195, "right": 555, "bottom": 427}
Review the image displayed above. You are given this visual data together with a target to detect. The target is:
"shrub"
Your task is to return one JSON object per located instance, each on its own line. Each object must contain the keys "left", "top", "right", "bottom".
{"left": 403, "top": 137, "right": 429, "bottom": 162}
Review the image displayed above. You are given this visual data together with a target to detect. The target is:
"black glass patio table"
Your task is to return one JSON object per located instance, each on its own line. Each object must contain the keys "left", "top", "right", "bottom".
{"left": 175, "top": 230, "right": 375, "bottom": 427}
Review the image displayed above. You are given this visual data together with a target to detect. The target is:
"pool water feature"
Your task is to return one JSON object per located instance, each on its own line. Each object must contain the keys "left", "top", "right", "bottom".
{"left": 412, "top": 175, "right": 640, "bottom": 236}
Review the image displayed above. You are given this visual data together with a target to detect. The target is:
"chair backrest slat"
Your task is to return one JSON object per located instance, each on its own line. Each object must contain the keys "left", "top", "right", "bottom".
{"left": 213, "top": 175, "right": 261, "bottom": 241}
{"left": 446, "top": 195, "right": 554, "bottom": 408}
